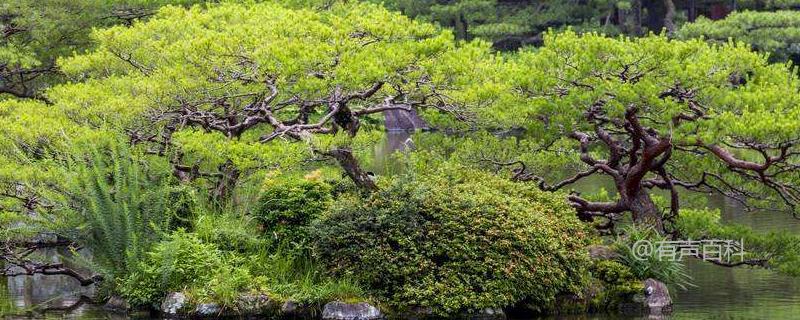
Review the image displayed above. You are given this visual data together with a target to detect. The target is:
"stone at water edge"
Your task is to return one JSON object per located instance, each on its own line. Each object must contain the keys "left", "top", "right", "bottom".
{"left": 160, "top": 292, "right": 187, "bottom": 315}
{"left": 464, "top": 308, "right": 506, "bottom": 320}
{"left": 322, "top": 301, "right": 383, "bottom": 320}
{"left": 194, "top": 303, "right": 222, "bottom": 317}
{"left": 643, "top": 278, "right": 672, "bottom": 315}
{"left": 281, "top": 300, "right": 300, "bottom": 314}
{"left": 280, "top": 300, "right": 309, "bottom": 316}
{"left": 104, "top": 295, "right": 131, "bottom": 313}
{"left": 281, "top": 300, "right": 321, "bottom": 318}
{"left": 236, "top": 293, "right": 278, "bottom": 314}
{"left": 618, "top": 278, "right": 673, "bottom": 316}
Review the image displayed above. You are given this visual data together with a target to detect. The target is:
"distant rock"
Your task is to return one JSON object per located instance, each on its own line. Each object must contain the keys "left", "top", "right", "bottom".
{"left": 383, "top": 109, "right": 428, "bottom": 131}
{"left": 322, "top": 301, "right": 383, "bottom": 320}
{"left": 160, "top": 292, "right": 187, "bottom": 316}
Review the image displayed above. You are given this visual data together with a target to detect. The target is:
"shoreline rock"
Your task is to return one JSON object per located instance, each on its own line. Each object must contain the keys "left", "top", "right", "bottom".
{"left": 194, "top": 303, "right": 222, "bottom": 317}
{"left": 643, "top": 278, "right": 672, "bottom": 315}
{"left": 619, "top": 278, "right": 673, "bottom": 316}
{"left": 103, "top": 295, "right": 130, "bottom": 313}
{"left": 322, "top": 301, "right": 383, "bottom": 320}
{"left": 160, "top": 292, "right": 188, "bottom": 316}
{"left": 463, "top": 308, "right": 505, "bottom": 320}
{"left": 152, "top": 278, "right": 671, "bottom": 319}
{"left": 236, "top": 293, "right": 277, "bottom": 315}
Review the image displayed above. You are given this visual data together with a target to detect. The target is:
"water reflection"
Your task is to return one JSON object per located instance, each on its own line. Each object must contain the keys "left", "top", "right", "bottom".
{"left": 1, "top": 247, "right": 99, "bottom": 317}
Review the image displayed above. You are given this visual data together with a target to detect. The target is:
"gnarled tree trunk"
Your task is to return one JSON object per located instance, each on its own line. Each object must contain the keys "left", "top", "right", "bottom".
{"left": 627, "top": 189, "right": 664, "bottom": 232}
{"left": 325, "top": 147, "right": 377, "bottom": 191}
{"left": 211, "top": 159, "right": 240, "bottom": 201}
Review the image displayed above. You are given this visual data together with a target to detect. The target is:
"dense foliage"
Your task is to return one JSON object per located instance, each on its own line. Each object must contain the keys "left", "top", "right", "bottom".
{"left": 587, "top": 260, "right": 644, "bottom": 312}
{"left": 612, "top": 226, "right": 694, "bottom": 289}
{"left": 3, "top": 0, "right": 800, "bottom": 317}
{"left": 47, "top": 0, "right": 488, "bottom": 193}
{"left": 68, "top": 144, "right": 182, "bottom": 288}
{"left": 0, "top": 0, "right": 204, "bottom": 99}
{"left": 377, "top": 0, "right": 800, "bottom": 50}
{"left": 442, "top": 30, "right": 800, "bottom": 235}
{"left": 120, "top": 230, "right": 234, "bottom": 306}
{"left": 680, "top": 10, "right": 800, "bottom": 62}
{"left": 313, "top": 166, "right": 591, "bottom": 314}
{"left": 254, "top": 174, "right": 332, "bottom": 247}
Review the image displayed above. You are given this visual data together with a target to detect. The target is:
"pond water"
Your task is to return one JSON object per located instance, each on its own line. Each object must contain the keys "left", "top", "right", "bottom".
{"left": 2, "top": 132, "right": 799, "bottom": 319}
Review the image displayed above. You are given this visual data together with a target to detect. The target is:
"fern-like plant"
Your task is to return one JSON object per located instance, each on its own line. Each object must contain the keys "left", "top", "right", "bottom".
{"left": 68, "top": 142, "right": 182, "bottom": 288}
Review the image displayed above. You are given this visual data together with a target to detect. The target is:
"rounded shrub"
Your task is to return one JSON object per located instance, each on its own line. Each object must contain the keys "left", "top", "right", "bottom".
{"left": 253, "top": 174, "right": 333, "bottom": 246}
{"left": 312, "top": 166, "right": 591, "bottom": 315}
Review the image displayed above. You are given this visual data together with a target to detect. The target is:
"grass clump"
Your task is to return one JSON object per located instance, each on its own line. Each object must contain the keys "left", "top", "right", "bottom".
{"left": 612, "top": 226, "right": 694, "bottom": 290}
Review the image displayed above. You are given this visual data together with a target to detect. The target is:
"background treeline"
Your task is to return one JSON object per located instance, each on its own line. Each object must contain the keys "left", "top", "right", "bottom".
{"left": 376, "top": 0, "right": 800, "bottom": 52}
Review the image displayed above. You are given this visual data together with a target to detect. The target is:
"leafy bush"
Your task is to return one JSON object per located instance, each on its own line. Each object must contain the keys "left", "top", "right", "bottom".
{"left": 191, "top": 264, "right": 264, "bottom": 308}
{"left": 194, "top": 213, "right": 265, "bottom": 252}
{"left": 587, "top": 260, "right": 644, "bottom": 312}
{"left": 312, "top": 166, "right": 590, "bottom": 315}
{"left": 253, "top": 175, "right": 332, "bottom": 247}
{"left": 165, "top": 185, "right": 201, "bottom": 231}
{"left": 591, "top": 260, "right": 635, "bottom": 286}
{"left": 120, "top": 230, "right": 225, "bottom": 305}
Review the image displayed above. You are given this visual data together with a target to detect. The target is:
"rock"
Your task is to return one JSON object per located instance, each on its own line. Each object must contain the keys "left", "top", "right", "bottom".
{"left": 643, "top": 278, "right": 672, "bottom": 315}
{"left": 236, "top": 293, "right": 277, "bottom": 315}
{"left": 160, "top": 292, "right": 187, "bottom": 316}
{"left": 588, "top": 245, "right": 618, "bottom": 260}
{"left": 281, "top": 300, "right": 300, "bottom": 314}
{"left": 31, "top": 232, "right": 60, "bottom": 244}
{"left": 619, "top": 279, "right": 672, "bottom": 316}
{"left": 194, "top": 303, "right": 222, "bottom": 317}
{"left": 280, "top": 300, "right": 318, "bottom": 318}
{"left": 104, "top": 295, "right": 130, "bottom": 313}
{"left": 80, "top": 284, "right": 99, "bottom": 301}
{"left": 464, "top": 308, "right": 506, "bottom": 320}
{"left": 322, "top": 301, "right": 383, "bottom": 320}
